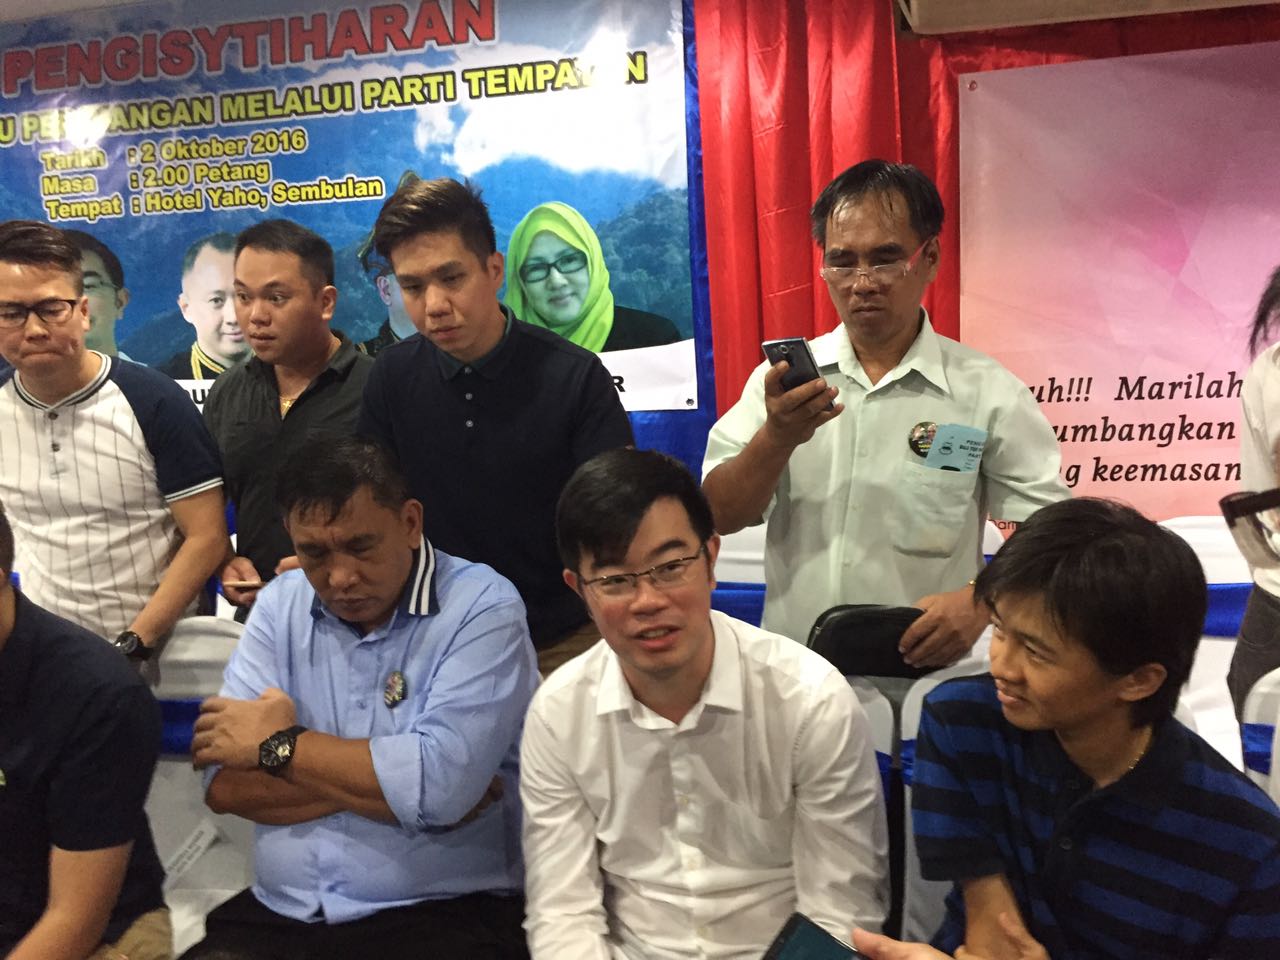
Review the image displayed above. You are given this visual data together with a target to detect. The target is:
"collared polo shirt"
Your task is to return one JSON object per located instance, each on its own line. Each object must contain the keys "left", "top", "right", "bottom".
{"left": 0, "top": 353, "right": 223, "bottom": 639}
{"left": 203, "top": 334, "right": 373, "bottom": 579}
{"left": 703, "top": 316, "right": 1069, "bottom": 644}
{"left": 218, "top": 537, "right": 538, "bottom": 923}
{"left": 521, "top": 610, "right": 888, "bottom": 958}
{"left": 913, "top": 676, "right": 1280, "bottom": 959}
{"left": 358, "top": 310, "right": 633, "bottom": 647}
{"left": 0, "top": 590, "right": 164, "bottom": 952}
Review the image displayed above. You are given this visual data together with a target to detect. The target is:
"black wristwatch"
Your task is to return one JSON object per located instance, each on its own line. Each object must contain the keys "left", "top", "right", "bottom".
{"left": 259, "top": 725, "right": 308, "bottom": 777}
{"left": 113, "top": 630, "right": 152, "bottom": 661}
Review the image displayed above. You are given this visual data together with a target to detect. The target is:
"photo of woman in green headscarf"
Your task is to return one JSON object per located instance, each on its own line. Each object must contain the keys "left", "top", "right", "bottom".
{"left": 504, "top": 201, "right": 681, "bottom": 353}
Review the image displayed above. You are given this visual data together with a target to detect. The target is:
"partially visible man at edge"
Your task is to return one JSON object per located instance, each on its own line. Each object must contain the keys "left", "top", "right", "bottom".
{"left": 205, "top": 219, "right": 373, "bottom": 613}
{"left": 358, "top": 177, "right": 633, "bottom": 673}
{"left": 0, "top": 502, "right": 172, "bottom": 960}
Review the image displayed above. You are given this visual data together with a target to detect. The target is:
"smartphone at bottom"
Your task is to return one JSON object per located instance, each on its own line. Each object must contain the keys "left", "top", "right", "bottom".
{"left": 761, "top": 913, "right": 866, "bottom": 960}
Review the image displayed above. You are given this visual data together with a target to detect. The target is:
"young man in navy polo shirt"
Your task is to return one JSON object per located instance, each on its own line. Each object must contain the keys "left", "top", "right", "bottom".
{"left": 359, "top": 177, "right": 633, "bottom": 674}
{"left": 0, "top": 503, "right": 170, "bottom": 959}
{"left": 909, "top": 497, "right": 1280, "bottom": 960}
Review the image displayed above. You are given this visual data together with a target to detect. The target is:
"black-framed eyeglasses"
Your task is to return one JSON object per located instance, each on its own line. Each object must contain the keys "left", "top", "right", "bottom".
{"left": 1221, "top": 489, "right": 1280, "bottom": 568}
{"left": 519, "top": 250, "right": 588, "bottom": 284}
{"left": 580, "top": 546, "right": 706, "bottom": 599}
{"left": 0, "top": 298, "right": 80, "bottom": 328}
{"left": 820, "top": 238, "right": 932, "bottom": 288}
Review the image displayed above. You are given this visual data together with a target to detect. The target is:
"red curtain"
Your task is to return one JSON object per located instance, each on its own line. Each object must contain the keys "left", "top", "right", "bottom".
{"left": 695, "top": 0, "right": 1280, "bottom": 414}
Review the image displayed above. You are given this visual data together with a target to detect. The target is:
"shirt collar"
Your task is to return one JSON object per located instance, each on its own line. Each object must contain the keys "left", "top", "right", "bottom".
{"left": 309, "top": 535, "right": 440, "bottom": 627}
{"left": 595, "top": 614, "right": 742, "bottom": 724}
{"left": 1023, "top": 712, "right": 1187, "bottom": 802}
{"left": 826, "top": 309, "right": 950, "bottom": 396}
{"left": 436, "top": 306, "right": 514, "bottom": 380}
{"left": 13, "top": 350, "right": 111, "bottom": 410}
{"left": 247, "top": 332, "right": 359, "bottom": 386}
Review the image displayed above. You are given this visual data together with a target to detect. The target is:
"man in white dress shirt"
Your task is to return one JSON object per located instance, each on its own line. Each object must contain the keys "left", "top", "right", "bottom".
{"left": 702, "top": 160, "right": 1068, "bottom": 668}
{"left": 521, "top": 448, "right": 888, "bottom": 959}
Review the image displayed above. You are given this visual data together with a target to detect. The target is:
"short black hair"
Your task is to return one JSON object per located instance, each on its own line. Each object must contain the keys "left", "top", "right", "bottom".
{"left": 0, "top": 220, "right": 85, "bottom": 293}
{"left": 182, "top": 231, "right": 236, "bottom": 278}
{"left": 236, "top": 219, "right": 334, "bottom": 288}
{"left": 810, "top": 159, "right": 945, "bottom": 248}
{"left": 556, "top": 448, "right": 714, "bottom": 572}
{"left": 0, "top": 500, "right": 13, "bottom": 577}
{"left": 358, "top": 171, "right": 422, "bottom": 275}
{"left": 975, "top": 498, "right": 1205, "bottom": 727}
{"left": 372, "top": 177, "right": 496, "bottom": 265}
{"left": 1247, "top": 264, "right": 1280, "bottom": 357}
{"left": 276, "top": 435, "right": 409, "bottom": 525}
{"left": 63, "top": 228, "right": 124, "bottom": 287}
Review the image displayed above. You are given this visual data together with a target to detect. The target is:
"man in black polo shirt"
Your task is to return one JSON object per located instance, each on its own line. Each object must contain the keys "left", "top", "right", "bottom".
{"left": 0, "top": 503, "right": 170, "bottom": 959}
{"left": 359, "top": 178, "right": 633, "bottom": 672}
{"left": 205, "top": 219, "right": 373, "bottom": 610}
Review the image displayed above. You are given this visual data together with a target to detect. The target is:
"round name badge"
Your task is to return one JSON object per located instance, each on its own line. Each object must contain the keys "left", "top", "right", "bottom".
{"left": 383, "top": 670, "right": 407, "bottom": 708}
{"left": 908, "top": 421, "right": 938, "bottom": 458}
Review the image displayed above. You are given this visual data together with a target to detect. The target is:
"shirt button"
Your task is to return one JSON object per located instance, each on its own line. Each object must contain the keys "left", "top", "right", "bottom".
{"left": 357, "top": 699, "right": 367, "bottom": 709}
{"left": 463, "top": 366, "right": 473, "bottom": 374}
{"left": 51, "top": 442, "right": 61, "bottom": 452}
{"left": 677, "top": 794, "right": 690, "bottom": 808}
{"left": 464, "top": 392, "right": 474, "bottom": 400}
{"left": 1059, "top": 837, "right": 1074, "bottom": 851}
{"left": 465, "top": 419, "right": 474, "bottom": 428}
{"left": 47, "top": 411, "right": 58, "bottom": 420}
{"left": 697, "top": 926, "right": 709, "bottom": 938}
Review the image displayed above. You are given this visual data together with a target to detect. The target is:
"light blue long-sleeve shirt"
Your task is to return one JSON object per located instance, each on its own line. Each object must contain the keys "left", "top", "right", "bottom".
{"left": 216, "top": 537, "right": 538, "bottom": 923}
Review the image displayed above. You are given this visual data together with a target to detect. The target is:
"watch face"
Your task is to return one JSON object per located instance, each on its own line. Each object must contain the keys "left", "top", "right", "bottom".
{"left": 115, "top": 632, "right": 138, "bottom": 655}
{"left": 259, "top": 729, "right": 300, "bottom": 774}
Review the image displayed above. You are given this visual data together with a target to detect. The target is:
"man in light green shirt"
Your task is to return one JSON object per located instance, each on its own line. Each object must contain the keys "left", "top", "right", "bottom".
{"left": 703, "top": 159, "right": 1069, "bottom": 668}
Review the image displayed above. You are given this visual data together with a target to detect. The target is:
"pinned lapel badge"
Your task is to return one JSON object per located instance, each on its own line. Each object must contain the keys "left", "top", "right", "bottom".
{"left": 384, "top": 670, "right": 407, "bottom": 708}
{"left": 908, "top": 421, "right": 938, "bottom": 458}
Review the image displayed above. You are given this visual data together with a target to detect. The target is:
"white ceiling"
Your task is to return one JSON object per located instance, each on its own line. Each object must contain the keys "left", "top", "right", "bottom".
{"left": 0, "top": 0, "right": 140, "bottom": 24}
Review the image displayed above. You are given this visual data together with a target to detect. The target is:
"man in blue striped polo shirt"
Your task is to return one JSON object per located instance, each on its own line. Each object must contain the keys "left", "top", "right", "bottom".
{"left": 912, "top": 497, "right": 1280, "bottom": 960}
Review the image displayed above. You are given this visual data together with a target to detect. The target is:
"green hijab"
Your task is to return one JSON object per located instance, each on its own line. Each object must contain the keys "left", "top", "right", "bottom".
{"left": 505, "top": 201, "right": 614, "bottom": 352}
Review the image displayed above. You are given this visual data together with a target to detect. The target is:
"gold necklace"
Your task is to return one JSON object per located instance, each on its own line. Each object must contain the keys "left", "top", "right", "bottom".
{"left": 1126, "top": 727, "right": 1154, "bottom": 773}
{"left": 279, "top": 393, "right": 302, "bottom": 415}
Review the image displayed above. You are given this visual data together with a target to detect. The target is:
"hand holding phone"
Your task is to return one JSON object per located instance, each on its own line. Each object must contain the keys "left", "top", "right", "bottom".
{"left": 762, "top": 338, "right": 824, "bottom": 392}
{"left": 762, "top": 337, "right": 836, "bottom": 414}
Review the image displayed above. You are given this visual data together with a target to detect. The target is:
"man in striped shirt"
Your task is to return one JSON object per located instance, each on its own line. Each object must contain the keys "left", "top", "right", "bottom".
{"left": 0, "top": 219, "right": 228, "bottom": 660}
{"left": 911, "top": 497, "right": 1280, "bottom": 960}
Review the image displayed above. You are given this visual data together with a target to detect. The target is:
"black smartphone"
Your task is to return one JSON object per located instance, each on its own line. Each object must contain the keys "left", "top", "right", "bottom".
{"left": 762, "top": 337, "right": 823, "bottom": 392}
{"left": 761, "top": 913, "right": 866, "bottom": 960}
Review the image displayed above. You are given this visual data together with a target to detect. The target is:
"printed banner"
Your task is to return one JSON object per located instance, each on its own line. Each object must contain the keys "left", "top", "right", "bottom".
{"left": 0, "top": 0, "right": 696, "bottom": 411}
{"left": 959, "top": 41, "right": 1280, "bottom": 520}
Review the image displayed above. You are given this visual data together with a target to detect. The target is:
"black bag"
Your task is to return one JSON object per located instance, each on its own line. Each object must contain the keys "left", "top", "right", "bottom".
{"left": 806, "top": 604, "right": 934, "bottom": 679}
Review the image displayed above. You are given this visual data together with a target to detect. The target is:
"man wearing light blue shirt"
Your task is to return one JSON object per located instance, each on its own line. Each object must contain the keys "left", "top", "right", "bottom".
{"left": 187, "top": 435, "right": 538, "bottom": 959}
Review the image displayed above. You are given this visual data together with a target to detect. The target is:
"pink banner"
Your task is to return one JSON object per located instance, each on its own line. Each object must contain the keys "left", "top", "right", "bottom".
{"left": 960, "top": 41, "right": 1280, "bottom": 520}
